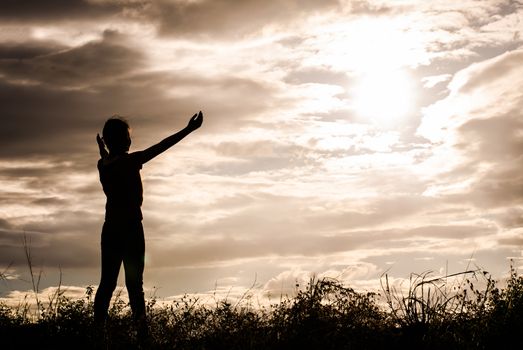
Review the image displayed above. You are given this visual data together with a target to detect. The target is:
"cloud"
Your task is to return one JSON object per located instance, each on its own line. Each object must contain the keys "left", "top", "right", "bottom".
{"left": 149, "top": 0, "right": 341, "bottom": 38}
{"left": 0, "top": 0, "right": 124, "bottom": 23}
{"left": 422, "top": 74, "right": 452, "bottom": 88}
{"left": 0, "top": 0, "right": 521, "bottom": 301}
{"left": 348, "top": 0, "right": 401, "bottom": 15}
{"left": 497, "top": 233, "right": 523, "bottom": 247}
{"left": 0, "top": 30, "right": 144, "bottom": 88}
{"left": 0, "top": 40, "right": 67, "bottom": 60}
{"left": 262, "top": 268, "right": 314, "bottom": 296}
{"left": 284, "top": 67, "right": 350, "bottom": 86}
{"left": 0, "top": 32, "right": 145, "bottom": 158}
{"left": 418, "top": 48, "right": 523, "bottom": 146}
{"left": 0, "top": 285, "right": 90, "bottom": 308}
{"left": 143, "top": 203, "right": 497, "bottom": 270}
{"left": 0, "top": 63, "right": 281, "bottom": 162}
{"left": 0, "top": 213, "right": 101, "bottom": 269}
{"left": 493, "top": 208, "right": 523, "bottom": 229}
{"left": 195, "top": 138, "right": 319, "bottom": 176}
{"left": 261, "top": 262, "right": 383, "bottom": 297}
{"left": 0, "top": 80, "right": 107, "bottom": 159}
{"left": 453, "top": 50, "right": 523, "bottom": 96}
{"left": 418, "top": 48, "right": 523, "bottom": 211}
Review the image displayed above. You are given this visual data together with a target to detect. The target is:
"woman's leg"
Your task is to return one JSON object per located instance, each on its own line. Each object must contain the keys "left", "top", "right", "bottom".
{"left": 94, "top": 222, "right": 123, "bottom": 323}
{"left": 123, "top": 221, "right": 146, "bottom": 321}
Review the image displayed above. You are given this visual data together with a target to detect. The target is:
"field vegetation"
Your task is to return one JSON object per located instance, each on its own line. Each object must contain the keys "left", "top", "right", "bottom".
{"left": 1, "top": 263, "right": 523, "bottom": 349}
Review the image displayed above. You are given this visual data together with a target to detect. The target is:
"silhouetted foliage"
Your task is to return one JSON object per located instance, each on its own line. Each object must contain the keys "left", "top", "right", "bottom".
{"left": 1, "top": 268, "right": 523, "bottom": 349}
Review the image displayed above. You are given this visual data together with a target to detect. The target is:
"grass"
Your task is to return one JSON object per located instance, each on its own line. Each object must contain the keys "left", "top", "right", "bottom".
{"left": 1, "top": 265, "right": 523, "bottom": 350}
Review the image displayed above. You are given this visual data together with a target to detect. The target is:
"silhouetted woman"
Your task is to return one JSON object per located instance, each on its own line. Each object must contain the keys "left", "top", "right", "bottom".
{"left": 94, "top": 111, "right": 203, "bottom": 331}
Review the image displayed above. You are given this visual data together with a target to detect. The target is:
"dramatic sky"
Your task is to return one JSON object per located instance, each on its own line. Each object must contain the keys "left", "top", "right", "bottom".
{"left": 1, "top": 0, "right": 523, "bottom": 304}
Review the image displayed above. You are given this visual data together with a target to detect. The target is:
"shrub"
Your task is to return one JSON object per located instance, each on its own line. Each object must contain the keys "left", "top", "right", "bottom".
{"left": 1, "top": 268, "right": 523, "bottom": 349}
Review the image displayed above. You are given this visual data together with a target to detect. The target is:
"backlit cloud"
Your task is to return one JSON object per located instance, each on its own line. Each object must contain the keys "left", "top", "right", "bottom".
{"left": 0, "top": 0, "right": 522, "bottom": 303}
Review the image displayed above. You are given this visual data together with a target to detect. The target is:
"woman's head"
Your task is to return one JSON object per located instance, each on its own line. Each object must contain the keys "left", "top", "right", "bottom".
{"left": 102, "top": 117, "right": 131, "bottom": 154}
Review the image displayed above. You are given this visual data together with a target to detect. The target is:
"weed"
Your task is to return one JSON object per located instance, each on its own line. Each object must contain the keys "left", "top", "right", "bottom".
{"left": 1, "top": 262, "right": 522, "bottom": 349}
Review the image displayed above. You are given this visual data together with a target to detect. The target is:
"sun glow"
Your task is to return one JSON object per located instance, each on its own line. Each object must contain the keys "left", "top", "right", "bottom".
{"left": 352, "top": 69, "right": 413, "bottom": 127}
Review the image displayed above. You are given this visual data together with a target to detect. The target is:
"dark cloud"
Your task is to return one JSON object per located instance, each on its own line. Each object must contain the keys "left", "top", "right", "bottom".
{"left": 0, "top": 40, "right": 66, "bottom": 60}
{"left": 1, "top": 164, "right": 74, "bottom": 178}
{"left": 0, "top": 31, "right": 144, "bottom": 88}
{"left": 3, "top": 214, "right": 496, "bottom": 273}
{"left": 0, "top": 80, "right": 109, "bottom": 159}
{"left": 150, "top": 0, "right": 340, "bottom": 38}
{"left": 469, "top": 162, "right": 523, "bottom": 208}
{"left": 0, "top": 28, "right": 291, "bottom": 288}
{"left": 0, "top": 212, "right": 101, "bottom": 268}
{"left": 440, "top": 158, "right": 523, "bottom": 210}
{"left": 113, "top": 72, "right": 286, "bottom": 136}
{"left": 493, "top": 208, "right": 523, "bottom": 229}
{"left": 458, "top": 113, "right": 523, "bottom": 162}
{"left": 453, "top": 110, "right": 523, "bottom": 209}
{"left": 31, "top": 197, "right": 68, "bottom": 206}
{"left": 0, "top": 65, "right": 280, "bottom": 162}
{"left": 421, "top": 48, "right": 523, "bottom": 212}
{"left": 0, "top": 0, "right": 519, "bottom": 298}
{"left": 147, "top": 221, "right": 495, "bottom": 269}
{"left": 0, "top": 162, "right": 99, "bottom": 205}
{"left": 498, "top": 235, "right": 523, "bottom": 247}
{"left": 0, "top": 218, "right": 12, "bottom": 230}
{"left": 0, "top": 0, "right": 123, "bottom": 22}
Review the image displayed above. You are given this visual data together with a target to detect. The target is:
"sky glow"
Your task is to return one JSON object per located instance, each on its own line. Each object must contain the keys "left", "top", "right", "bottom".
{"left": 352, "top": 69, "right": 413, "bottom": 126}
{"left": 0, "top": 0, "right": 523, "bottom": 306}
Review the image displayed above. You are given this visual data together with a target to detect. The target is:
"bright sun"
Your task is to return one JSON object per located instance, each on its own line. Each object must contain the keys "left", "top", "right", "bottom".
{"left": 352, "top": 69, "right": 413, "bottom": 127}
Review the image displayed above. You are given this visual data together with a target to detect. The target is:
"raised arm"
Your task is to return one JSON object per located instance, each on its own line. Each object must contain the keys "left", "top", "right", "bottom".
{"left": 96, "top": 133, "right": 109, "bottom": 159}
{"left": 135, "top": 111, "right": 203, "bottom": 164}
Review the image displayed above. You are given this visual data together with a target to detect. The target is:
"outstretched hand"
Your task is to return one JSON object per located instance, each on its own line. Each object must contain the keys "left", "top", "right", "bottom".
{"left": 187, "top": 111, "right": 203, "bottom": 132}
{"left": 130, "top": 110, "right": 204, "bottom": 165}
{"left": 97, "top": 133, "right": 108, "bottom": 158}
